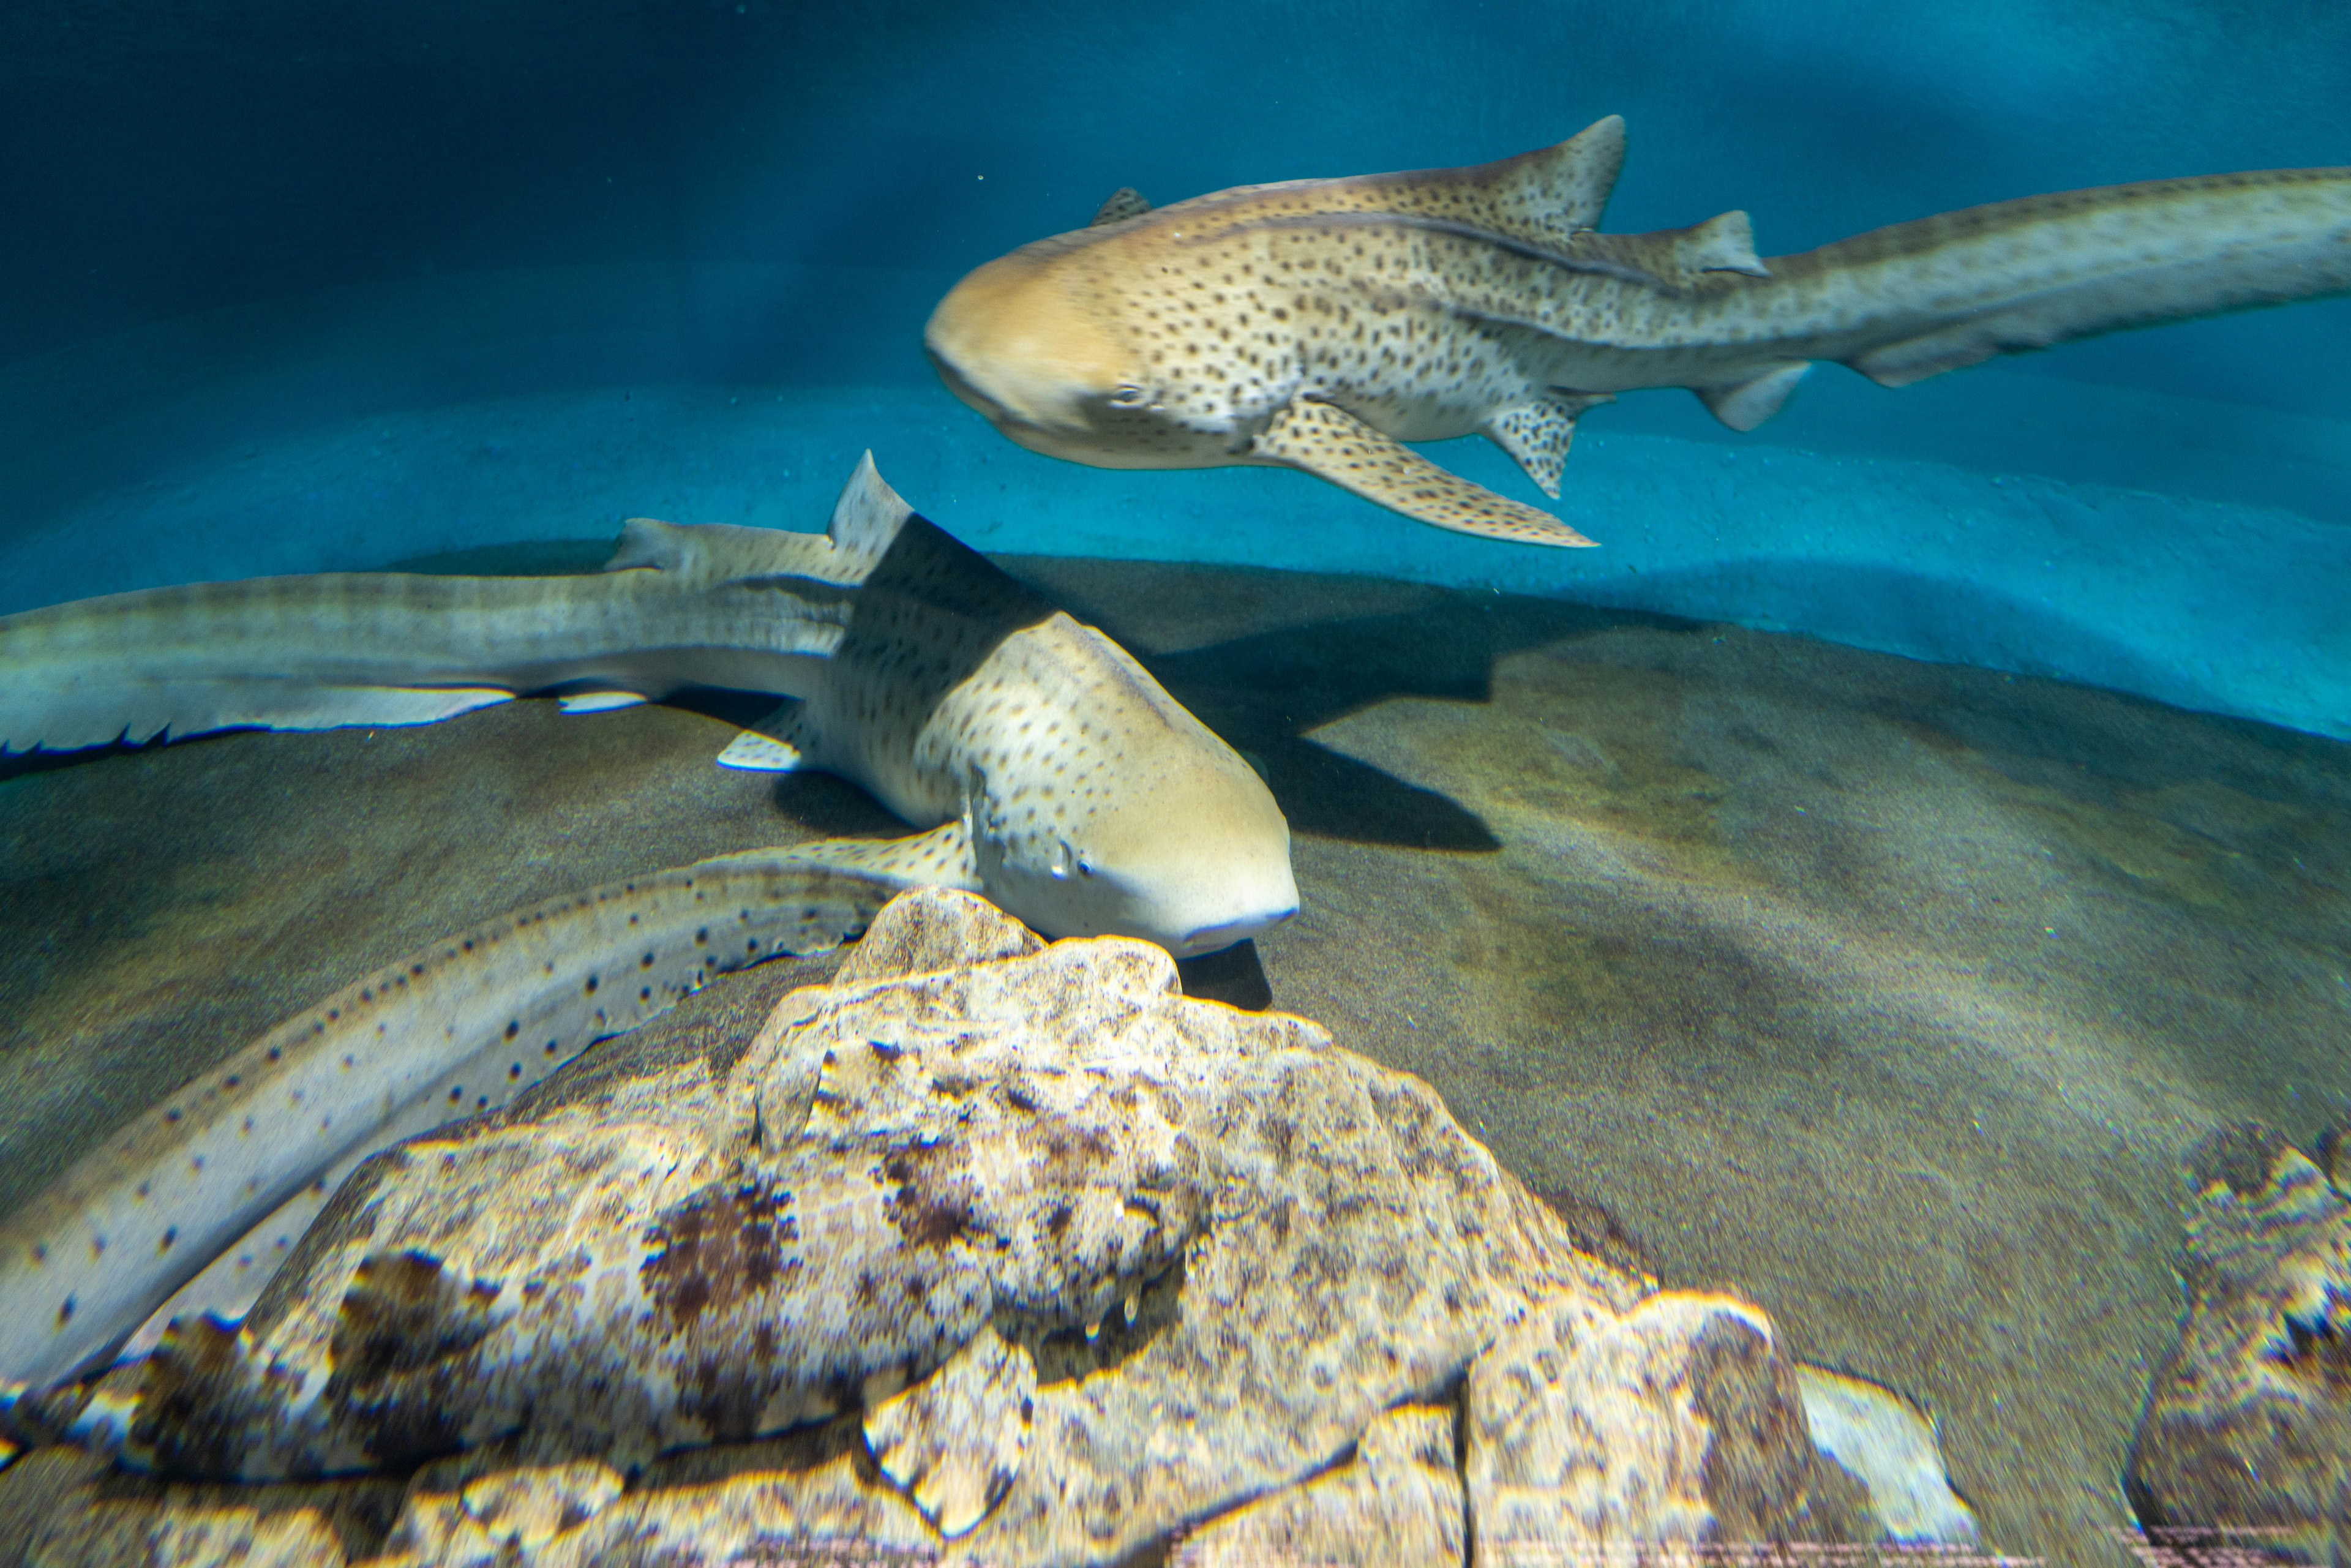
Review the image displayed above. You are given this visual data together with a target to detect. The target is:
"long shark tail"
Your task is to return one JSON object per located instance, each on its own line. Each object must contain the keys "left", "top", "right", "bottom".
{"left": 0, "top": 566, "right": 849, "bottom": 758}
{"left": 1678, "top": 165, "right": 2351, "bottom": 426}
{"left": 0, "top": 852, "right": 897, "bottom": 1411}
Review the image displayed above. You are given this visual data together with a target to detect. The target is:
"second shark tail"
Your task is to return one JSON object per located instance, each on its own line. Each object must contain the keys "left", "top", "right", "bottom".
{"left": 1674, "top": 164, "right": 2351, "bottom": 426}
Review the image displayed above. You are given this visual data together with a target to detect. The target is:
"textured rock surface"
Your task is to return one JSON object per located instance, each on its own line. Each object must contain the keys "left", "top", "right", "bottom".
{"left": 2124, "top": 1123, "right": 2351, "bottom": 1564}
{"left": 8, "top": 888, "right": 1893, "bottom": 1565}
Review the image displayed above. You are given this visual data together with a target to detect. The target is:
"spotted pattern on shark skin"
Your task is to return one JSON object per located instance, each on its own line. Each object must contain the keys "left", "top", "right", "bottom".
{"left": 0, "top": 460, "right": 1298, "bottom": 1408}
{"left": 108, "top": 957, "right": 1216, "bottom": 1482}
{"left": 926, "top": 116, "right": 2351, "bottom": 544}
{"left": 0, "top": 857, "right": 894, "bottom": 1401}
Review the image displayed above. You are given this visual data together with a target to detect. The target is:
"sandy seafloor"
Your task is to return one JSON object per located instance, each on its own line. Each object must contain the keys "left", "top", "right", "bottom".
{"left": 6, "top": 550, "right": 2351, "bottom": 1567}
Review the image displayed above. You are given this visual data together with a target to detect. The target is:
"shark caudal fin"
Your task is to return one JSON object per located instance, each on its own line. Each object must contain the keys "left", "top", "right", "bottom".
{"left": 1760, "top": 167, "right": 2351, "bottom": 388}
{"left": 0, "top": 679, "right": 517, "bottom": 756}
{"left": 1256, "top": 399, "right": 1597, "bottom": 546}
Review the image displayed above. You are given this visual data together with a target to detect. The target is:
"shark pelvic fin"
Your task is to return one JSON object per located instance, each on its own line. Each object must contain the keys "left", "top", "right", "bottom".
{"left": 716, "top": 701, "right": 814, "bottom": 771}
{"left": 1695, "top": 362, "right": 1812, "bottom": 432}
{"left": 1090, "top": 187, "right": 1151, "bottom": 227}
{"left": 1483, "top": 391, "right": 1615, "bottom": 497}
{"left": 1254, "top": 398, "right": 1597, "bottom": 547}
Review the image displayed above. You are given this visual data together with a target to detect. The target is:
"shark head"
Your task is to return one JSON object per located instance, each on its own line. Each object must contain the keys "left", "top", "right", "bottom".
{"left": 958, "top": 615, "right": 1299, "bottom": 959}
{"left": 924, "top": 240, "right": 1223, "bottom": 471}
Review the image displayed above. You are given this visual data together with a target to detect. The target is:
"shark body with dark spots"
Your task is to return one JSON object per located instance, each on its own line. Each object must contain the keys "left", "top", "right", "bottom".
{"left": 0, "top": 457, "right": 1297, "bottom": 959}
{"left": 0, "top": 460, "right": 1295, "bottom": 1403}
{"left": 924, "top": 116, "right": 2351, "bottom": 546}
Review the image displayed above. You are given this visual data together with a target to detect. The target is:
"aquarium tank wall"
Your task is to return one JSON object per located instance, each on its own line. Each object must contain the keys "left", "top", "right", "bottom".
{"left": 1, "top": 1, "right": 2348, "bottom": 1564}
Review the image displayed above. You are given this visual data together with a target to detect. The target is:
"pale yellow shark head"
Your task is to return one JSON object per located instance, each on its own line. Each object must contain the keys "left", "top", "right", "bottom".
{"left": 924, "top": 239, "right": 1202, "bottom": 470}
{"left": 962, "top": 613, "right": 1298, "bottom": 958}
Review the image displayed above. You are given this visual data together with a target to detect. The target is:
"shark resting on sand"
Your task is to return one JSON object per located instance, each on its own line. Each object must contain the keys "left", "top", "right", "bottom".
{"left": 924, "top": 116, "right": 2351, "bottom": 547}
{"left": 0, "top": 456, "right": 1296, "bottom": 1405}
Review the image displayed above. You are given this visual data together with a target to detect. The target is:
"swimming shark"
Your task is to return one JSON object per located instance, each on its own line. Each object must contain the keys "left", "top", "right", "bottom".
{"left": 924, "top": 116, "right": 2351, "bottom": 546}
{"left": 0, "top": 456, "right": 1298, "bottom": 957}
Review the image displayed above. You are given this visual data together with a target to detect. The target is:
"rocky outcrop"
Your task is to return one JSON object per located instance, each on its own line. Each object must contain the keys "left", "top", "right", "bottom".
{"left": 11, "top": 888, "right": 1900, "bottom": 1566}
{"left": 2125, "top": 1123, "right": 2351, "bottom": 1566}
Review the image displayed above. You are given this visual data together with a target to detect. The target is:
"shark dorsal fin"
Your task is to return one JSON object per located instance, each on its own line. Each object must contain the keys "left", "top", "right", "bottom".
{"left": 1677, "top": 211, "right": 1769, "bottom": 278}
{"left": 1090, "top": 187, "right": 1151, "bottom": 227}
{"left": 1452, "top": 114, "right": 1628, "bottom": 242}
{"left": 595, "top": 458, "right": 913, "bottom": 591}
{"left": 602, "top": 517, "right": 837, "bottom": 585}
{"left": 824, "top": 451, "right": 917, "bottom": 571}
{"left": 1142, "top": 117, "right": 1626, "bottom": 254}
{"left": 605, "top": 517, "right": 715, "bottom": 577}
{"left": 1330, "top": 114, "right": 1624, "bottom": 250}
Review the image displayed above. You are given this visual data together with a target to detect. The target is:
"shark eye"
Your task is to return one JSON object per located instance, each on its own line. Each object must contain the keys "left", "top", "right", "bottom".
{"left": 1108, "top": 384, "right": 1149, "bottom": 409}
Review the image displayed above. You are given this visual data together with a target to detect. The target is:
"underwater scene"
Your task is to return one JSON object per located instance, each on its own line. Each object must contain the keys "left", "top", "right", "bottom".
{"left": 1, "top": 1, "right": 2349, "bottom": 1564}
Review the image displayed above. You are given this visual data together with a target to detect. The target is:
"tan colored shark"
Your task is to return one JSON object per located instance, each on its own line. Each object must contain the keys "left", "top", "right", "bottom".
{"left": 0, "top": 460, "right": 1295, "bottom": 1403}
{"left": 0, "top": 851, "right": 901, "bottom": 1405}
{"left": 924, "top": 116, "right": 2351, "bottom": 546}
{"left": 0, "top": 457, "right": 1297, "bottom": 958}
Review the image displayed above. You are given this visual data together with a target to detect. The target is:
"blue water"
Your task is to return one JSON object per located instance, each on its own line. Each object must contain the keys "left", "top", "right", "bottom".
{"left": 2, "top": 0, "right": 2347, "bottom": 734}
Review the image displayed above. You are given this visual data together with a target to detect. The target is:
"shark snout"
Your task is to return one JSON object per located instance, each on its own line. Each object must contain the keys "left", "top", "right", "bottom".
{"left": 1168, "top": 899, "right": 1297, "bottom": 961}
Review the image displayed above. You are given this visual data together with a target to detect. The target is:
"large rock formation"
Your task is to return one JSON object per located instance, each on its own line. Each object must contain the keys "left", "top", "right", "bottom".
{"left": 12, "top": 888, "right": 1892, "bottom": 1566}
{"left": 2125, "top": 1122, "right": 2351, "bottom": 1565}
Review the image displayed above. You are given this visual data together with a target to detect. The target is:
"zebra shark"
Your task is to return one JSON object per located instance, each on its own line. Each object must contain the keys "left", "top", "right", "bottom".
{"left": 0, "top": 459, "right": 1295, "bottom": 1401}
{"left": 924, "top": 116, "right": 2351, "bottom": 546}
{"left": 0, "top": 456, "right": 1297, "bottom": 958}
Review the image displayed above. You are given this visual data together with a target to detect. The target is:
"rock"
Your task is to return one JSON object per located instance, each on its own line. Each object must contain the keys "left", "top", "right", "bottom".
{"left": 10, "top": 887, "right": 1907, "bottom": 1564}
{"left": 1172, "top": 1404, "right": 1465, "bottom": 1567}
{"left": 2, "top": 1445, "right": 401, "bottom": 1568}
{"left": 2124, "top": 1122, "right": 2351, "bottom": 1564}
{"left": 1794, "top": 1365, "right": 1978, "bottom": 1545}
{"left": 1468, "top": 1292, "right": 1876, "bottom": 1553}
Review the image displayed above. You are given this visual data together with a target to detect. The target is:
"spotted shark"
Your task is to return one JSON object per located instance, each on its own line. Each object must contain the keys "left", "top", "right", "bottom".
{"left": 0, "top": 459, "right": 1295, "bottom": 1405}
{"left": 924, "top": 116, "right": 2351, "bottom": 546}
{"left": 0, "top": 456, "right": 1297, "bottom": 957}
{"left": 0, "top": 852, "right": 901, "bottom": 1408}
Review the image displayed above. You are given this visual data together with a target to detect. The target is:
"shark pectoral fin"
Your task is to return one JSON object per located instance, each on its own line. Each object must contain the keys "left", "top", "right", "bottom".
{"left": 1254, "top": 399, "right": 1599, "bottom": 547}
{"left": 1694, "top": 362, "right": 1812, "bottom": 432}
{"left": 1483, "top": 392, "right": 1614, "bottom": 498}
{"left": 776, "top": 822, "right": 983, "bottom": 893}
{"left": 715, "top": 701, "right": 814, "bottom": 772}
{"left": 1090, "top": 187, "right": 1150, "bottom": 227}
{"left": 555, "top": 690, "right": 650, "bottom": 715}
